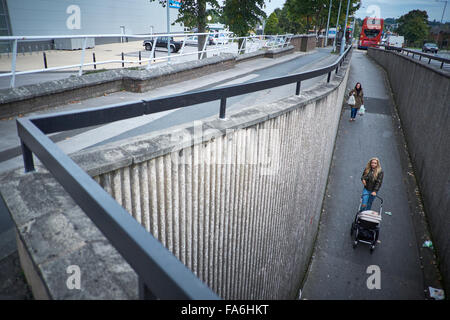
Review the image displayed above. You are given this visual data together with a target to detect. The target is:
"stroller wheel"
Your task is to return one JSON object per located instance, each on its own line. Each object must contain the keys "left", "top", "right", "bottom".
{"left": 352, "top": 241, "right": 357, "bottom": 249}
{"left": 370, "top": 245, "right": 375, "bottom": 254}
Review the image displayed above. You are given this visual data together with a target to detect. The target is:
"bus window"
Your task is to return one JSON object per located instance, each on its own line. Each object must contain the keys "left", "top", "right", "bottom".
{"left": 364, "top": 29, "right": 380, "bottom": 38}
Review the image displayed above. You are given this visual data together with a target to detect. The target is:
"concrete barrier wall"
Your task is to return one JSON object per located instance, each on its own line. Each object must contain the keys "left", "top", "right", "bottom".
{"left": 368, "top": 48, "right": 450, "bottom": 290}
{"left": 0, "top": 52, "right": 351, "bottom": 299}
{"left": 75, "top": 55, "right": 351, "bottom": 299}
{"left": 290, "top": 35, "right": 317, "bottom": 52}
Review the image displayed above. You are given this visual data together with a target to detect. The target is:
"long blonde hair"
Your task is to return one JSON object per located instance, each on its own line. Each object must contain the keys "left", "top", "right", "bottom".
{"left": 363, "top": 157, "right": 382, "bottom": 179}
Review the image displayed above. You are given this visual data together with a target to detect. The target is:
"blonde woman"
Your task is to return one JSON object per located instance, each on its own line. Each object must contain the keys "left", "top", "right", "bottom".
{"left": 360, "top": 157, "right": 384, "bottom": 212}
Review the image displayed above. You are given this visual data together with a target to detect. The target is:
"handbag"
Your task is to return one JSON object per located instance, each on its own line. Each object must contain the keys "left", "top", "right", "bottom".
{"left": 348, "top": 94, "right": 356, "bottom": 106}
{"left": 358, "top": 105, "right": 365, "bottom": 115}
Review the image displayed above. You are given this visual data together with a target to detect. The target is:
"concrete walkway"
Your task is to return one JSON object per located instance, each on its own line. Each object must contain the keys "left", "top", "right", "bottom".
{"left": 301, "top": 49, "right": 442, "bottom": 299}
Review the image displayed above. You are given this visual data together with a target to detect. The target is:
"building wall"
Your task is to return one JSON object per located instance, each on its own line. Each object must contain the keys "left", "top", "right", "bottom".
{"left": 6, "top": 0, "right": 183, "bottom": 36}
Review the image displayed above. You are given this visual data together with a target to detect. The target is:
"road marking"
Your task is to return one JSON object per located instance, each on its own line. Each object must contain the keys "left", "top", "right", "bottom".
{"left": 57, "top": 109, "right": 176, "bottom": 154}
{"left": 215, "top": 74, "right": 259, "bottom": 87}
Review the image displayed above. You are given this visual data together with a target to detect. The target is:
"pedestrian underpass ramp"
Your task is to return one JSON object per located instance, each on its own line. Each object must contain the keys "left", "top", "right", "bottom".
{"left": 0, "top": 51, "right": 352, "bottom": 299}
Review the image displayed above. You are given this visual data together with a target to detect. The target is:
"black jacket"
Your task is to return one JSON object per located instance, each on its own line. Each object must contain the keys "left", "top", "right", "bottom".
{"left": 361, "top": 169, "right": 384, "bottom": 192}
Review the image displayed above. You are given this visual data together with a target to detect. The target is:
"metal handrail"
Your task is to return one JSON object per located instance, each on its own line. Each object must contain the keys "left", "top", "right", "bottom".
{"left": 0, "top": 32, "right": 293, "bottom": 88}
{"left": 378, "top": 45, "right": 450, "bottom": 69}
{"left": 16, "top": 44, "right": 352, "bottom": 299}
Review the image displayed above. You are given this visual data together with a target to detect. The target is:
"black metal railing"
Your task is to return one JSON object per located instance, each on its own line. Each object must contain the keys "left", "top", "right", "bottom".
{"left": 380, "top": 45, "right": 450, "bottom": 69}
{"left": 16, "top": 44, "right": 352, "bottom": 299}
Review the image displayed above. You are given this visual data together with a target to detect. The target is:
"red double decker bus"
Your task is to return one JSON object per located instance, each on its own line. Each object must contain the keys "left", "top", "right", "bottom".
{"left": 358, "top": 17, "right": 384, "bottom": 49}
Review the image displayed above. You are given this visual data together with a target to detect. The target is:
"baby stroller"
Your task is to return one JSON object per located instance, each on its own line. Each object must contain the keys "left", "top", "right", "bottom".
{"left": 350, "top": 195, "right": 383, "bottom": 253}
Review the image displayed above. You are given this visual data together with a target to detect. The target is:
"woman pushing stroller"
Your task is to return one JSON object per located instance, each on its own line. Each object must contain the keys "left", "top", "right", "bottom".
{"left": 360, "top": 157, "right": 384, "bottom": 212}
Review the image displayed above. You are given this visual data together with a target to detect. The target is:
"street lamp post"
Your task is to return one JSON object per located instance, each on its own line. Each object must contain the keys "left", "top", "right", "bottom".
{"left": 325, "top": 0, "right": 333, "bottom": 47}
{"left": 436, "top": 0, "right": 448, "bottom": 24}
{"left": 340, "top": 0, "right": 351, "bottom": 55}
{"left": 333, "top": 0, "right": 343, "bottom": 52}
{"left": 167, "top": 0, "right": 171, "bottom": 62}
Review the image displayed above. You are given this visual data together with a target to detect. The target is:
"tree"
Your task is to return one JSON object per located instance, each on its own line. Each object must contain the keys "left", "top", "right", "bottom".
{"left": 151, "top": 0, "right": 220, "bottom": 59}
{"left": 396, "top": 10, "right": 429, "bottom": 47}
{"left": 274, "top": 6, "right": 301, "bottom": 34}
{"left": 221, "top": 0, "right": 266, "bottom": 52}
{"left": 353, "top": 17, "right": 362, "bottom": 39}
{"left": 265, "top": 12, "right": 281, "bottom": 35}
{"left": 285, "top": 0, "right": 361, "bottom": 36}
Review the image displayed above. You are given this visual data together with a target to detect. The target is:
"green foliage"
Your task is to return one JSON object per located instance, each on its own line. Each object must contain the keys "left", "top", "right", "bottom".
{"left": 284, "top": 0, "right": 361, "bottom": 35}
{"left": 353, "top": 18, "right": 361, "bottom": 39}
{"left": 274, "top": 6, "right": 302, "bottom": 34}
{"left": 265, "top": 12, "right": 281, "bottom": 35}
{"left": 396, "top": 10, "right": 429, "bottom": 47}
{"left": 221, "top": 0, "right": 266, "bottom": 37}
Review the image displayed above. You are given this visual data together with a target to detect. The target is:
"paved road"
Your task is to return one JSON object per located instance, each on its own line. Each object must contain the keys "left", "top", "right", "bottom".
{"left": 91, "top": 49, "right": 337, "bottom": 147}
{"left": 301, "top": 49, "right": 432, "bottom": 299}
{"left": 0, "top": 48, "right": 335, "bottom": 171}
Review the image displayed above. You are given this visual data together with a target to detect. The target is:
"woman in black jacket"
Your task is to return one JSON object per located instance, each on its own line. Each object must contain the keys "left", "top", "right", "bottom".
{"left": 360, "top": 157, "right": 384, "bottom": 212}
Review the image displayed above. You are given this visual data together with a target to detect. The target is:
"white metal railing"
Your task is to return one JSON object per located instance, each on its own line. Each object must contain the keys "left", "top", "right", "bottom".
{"left": 0, "top": 32, "right": 293, "bottom": 88}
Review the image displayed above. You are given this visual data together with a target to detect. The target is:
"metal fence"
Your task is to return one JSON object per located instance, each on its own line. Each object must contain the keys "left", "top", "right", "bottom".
{"left": 0, "top": 32, "right": 293, "bottom": 88}
{"left": 16, "top": 44, "right": 352, "bottom": 300}
{"left": 382, "top": 45, "right": 450, "bottom": 69}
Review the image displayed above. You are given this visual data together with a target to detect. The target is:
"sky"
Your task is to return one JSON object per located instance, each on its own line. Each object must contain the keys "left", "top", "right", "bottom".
{"left": 262, "top": 0, "right": 450, "bottom": 22}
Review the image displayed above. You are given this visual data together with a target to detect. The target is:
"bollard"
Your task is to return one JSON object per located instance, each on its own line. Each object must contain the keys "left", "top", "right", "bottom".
{"left": 139, "top": 51, "right": 141, "bottom": 65}
{"left": 327, "top": 71, "right": 331, "bottom": 83}
{"left": 93, "top": 52, "right": 96, "bottom": 70}
{"left": 43, "top": 52, "right": 48, "bottom": 69}
{"left": 122, "top": 52, "right": 124, "bottom": 67}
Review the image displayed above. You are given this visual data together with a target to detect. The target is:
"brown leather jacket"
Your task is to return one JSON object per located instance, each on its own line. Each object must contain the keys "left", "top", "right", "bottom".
{"left": 361, "top": 169, "right": 384, "bottom": 192}
{"left": 349, "top": 88, "right": 364, "bottom": 109}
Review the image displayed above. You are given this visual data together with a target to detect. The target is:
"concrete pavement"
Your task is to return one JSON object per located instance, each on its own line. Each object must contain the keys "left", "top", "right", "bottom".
{"left": 301, "top": 49, "right": 442, "bottom": 299}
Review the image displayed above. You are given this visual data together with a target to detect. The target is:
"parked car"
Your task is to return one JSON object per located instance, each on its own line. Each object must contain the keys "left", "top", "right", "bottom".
{"left": 210, "top": 33, "right": 230, "bottom": 45}
{"left": 422, "top": 43, "right": 438, "bottom": 54}
{"left": 183, "top": 35, "right": 198, "bottom": 46}
{"left": 263, "top": 36, "right": 285, "bottom": 48}
{"left": 143, "top": 36, "right": 182, "bottom": 53}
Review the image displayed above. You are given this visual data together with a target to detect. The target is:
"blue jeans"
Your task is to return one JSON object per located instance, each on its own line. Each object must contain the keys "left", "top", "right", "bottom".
{"left": 351, "top": 107, "right": 358, "bottom": 118}
{"left": 361, "top": 188, "right": 375, "bottom": 212}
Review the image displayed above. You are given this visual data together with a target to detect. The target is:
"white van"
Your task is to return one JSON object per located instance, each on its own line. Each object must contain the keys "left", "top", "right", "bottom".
{"left": 386, "top": 35, "right": 404, "bottom": 48}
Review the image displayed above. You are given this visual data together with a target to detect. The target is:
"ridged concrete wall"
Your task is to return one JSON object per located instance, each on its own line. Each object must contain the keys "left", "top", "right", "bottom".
{"left": 368, "top": 48, "right": 450, "bottom": 292}
{"left": 85, "top": 62, "right": 350, "bottom": 299}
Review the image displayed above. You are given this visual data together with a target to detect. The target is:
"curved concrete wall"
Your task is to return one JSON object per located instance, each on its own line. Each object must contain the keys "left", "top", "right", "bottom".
{"left": 0, "top": 52, "right": 351, "bottom": 299}
{"left": 75, "top": 57, "right": 351, "bottom": 299}
{"left": 368, "top": 48, "right": 450, "bottom": 291}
